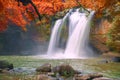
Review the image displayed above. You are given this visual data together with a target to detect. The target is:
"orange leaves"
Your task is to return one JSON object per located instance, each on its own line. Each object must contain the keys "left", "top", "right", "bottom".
{"left": 63, "top": 0, "right": 77, "bottom": 8}
{"left": 0, "top": 0, "right": 117, "bottom": 32}
{"left": 79, "top": 0, "right": 116, "bottom": 18}
{"left": 0, "top": 0, "right": 28, "bottom": 31}
{"left": 0, "top": 1, "right": 4, "bottom": 13}
{"left": 33, "top": 0, "right": 64, "bottom": 15}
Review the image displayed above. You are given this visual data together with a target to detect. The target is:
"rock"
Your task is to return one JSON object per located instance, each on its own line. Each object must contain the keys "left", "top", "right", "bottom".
{"left": 9, "top": 67, "right": 36, "bottom": 75}
{"left": 0, "top": 69, "right": 2, "bottom": 73}
{"left": 74, "top": 73, "right": 103, "bottom": 80}
{"left": 36, "top": 63, "right": 51, "bottom": 72}
{"left": 74, "top": 74, "right": 91, "bottom": 80}
{"left": 47, "top": 72, "right": 55, "bottom": 76}
{"left": 1, "top": 69, "right": 9, "bottom": 73}
{"left": 37, "top": 74, "right": 51, "bottom": 80}
{"left": 93, "top": 77, "right": 113, "bottom": 80}
{"left": 89, "top": 73, "right": 103, "bottom": 79}
{"left": 52, "top": 64, "right": 76, "bottom": 77}
{"left": 111, "top": 57, "right": 120, "bottom": 62}
{"left": 55, "top": 9, "right": 69, "bottom": 19}
{"left": 74, "top": 70, "right": 81, "bottom": 74}
{"left": 0, "top": 60, "right": 13, "bottom": 70}
{"left": 98, "top": 60, "right": 109, "bottom": 64}
{"left": 90, "top": 36, "right": 110, "bottom": 53}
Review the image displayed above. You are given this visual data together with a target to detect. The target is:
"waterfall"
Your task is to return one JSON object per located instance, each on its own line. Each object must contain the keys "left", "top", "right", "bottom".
{"left": 64, "top": 11, "right": 95, "bottom": 58}
{"left": 47, "top": 19, "right": 62, "bottom": 55}
{"left": 47, "top": 8, "right": 96, "bottom": 58}
{"left": 47, "top": 9, "right": 73, "bottom": 55}
{"left": 69, "top": 9, "right": 80, "bottom": 37}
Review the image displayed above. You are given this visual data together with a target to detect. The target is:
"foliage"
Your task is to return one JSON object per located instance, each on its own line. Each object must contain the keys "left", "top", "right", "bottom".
{"left": 107, "top": 15, "right": 120, "bottom": 52}
{"left": 80, "top": 0, "right": 118, "bottom": 18}
{"left": 103, "top": 0, "right": 120, "bottom": 20}
{"left": 0, "top": 0, "right": 28, "bottom": 31}
{"left": 0, "top": 0, "right": 119, "bottom": 32}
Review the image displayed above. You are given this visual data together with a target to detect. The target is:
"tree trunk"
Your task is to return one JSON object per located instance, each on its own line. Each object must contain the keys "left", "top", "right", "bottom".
{"left": 29, "top": 0, "right": 42, "bottom": 20}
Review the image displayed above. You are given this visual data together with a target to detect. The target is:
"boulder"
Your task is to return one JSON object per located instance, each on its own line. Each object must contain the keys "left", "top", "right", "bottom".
{"left": 37, "top": 74, "right": 51, "bottom": 80}
{"left": 111, "top": 57, "right": 120, "bottom": 62}
{"left": 52, "top": 64, "right": 76, "bottom": 77}
{"left": 0, "top": 69, "right": 2, "bottom": 73}
{"left": 0, "top": 60, "right": 13, "bottom": 70}
{"left": 36, "top": 63, "right": 51, "bottom": 72}
{"left": 89, "top": 73, "right": 103, "bottom": 79}
{"left": 74, "top": 73, "right": 103, "bottom": 80}
{"left": 93, "top": 77, "right": 113, "bottom": 80}
{"left": 74, "top": 74, "right": 90, "bottom": 80}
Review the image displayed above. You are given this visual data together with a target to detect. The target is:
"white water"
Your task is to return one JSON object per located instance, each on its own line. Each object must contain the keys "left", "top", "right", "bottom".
{"left": 46, "top": 8, "right": 96, "bottom": 59}
{"left": 47, "top": 9, "right": 73, "bottom": 55}
{"left": 64, "top": 11, "right": 95, "bottom": 58}
{"left": 47, "top": 19, "right": 62, "bottom": 54}
{"left": 69, "top": 9, "right": 81, "bottom": 37}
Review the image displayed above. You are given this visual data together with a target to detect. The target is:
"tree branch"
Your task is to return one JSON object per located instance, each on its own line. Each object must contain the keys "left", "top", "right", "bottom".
{"left": 29, "top": 0, "right": 42, "bottom": 20}
{"left": 75, "top": 0, "right": 90, "bottom": 13}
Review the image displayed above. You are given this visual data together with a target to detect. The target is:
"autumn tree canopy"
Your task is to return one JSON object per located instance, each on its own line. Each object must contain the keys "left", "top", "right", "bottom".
{"left": 0, "top": 0, "right": 119, "bottom": 31}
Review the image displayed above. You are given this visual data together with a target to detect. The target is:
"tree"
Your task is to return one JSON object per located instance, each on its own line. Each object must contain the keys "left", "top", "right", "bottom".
{"left": 0, "top": 0, "right": 119, "bottom": 32}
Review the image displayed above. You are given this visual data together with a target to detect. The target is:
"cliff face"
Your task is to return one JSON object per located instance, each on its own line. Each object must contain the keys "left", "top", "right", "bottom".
{"left": 90, "top": 18, "right": 111, "bottom": 53}
{"left": 92, "top": 19, "right": 112, "bottom": 35}
{"left": 91, "top": 16, "right": 120, "bottom": 53}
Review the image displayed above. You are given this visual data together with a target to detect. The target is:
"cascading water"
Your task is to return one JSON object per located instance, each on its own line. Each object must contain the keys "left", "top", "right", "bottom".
{"left": 47, "top": 19, "right": 62, "bottom": 55}
{"left": 64, "top": 11, "right": 95, "bottom": 58}
{"left": 47, "top": 8, "right": 96, "bottom": 58}
{"left": 69, "top": 9, "right": 81, "bottom": 37}
{"left": 47, "top": 9, "right": 73, "bottom": 55}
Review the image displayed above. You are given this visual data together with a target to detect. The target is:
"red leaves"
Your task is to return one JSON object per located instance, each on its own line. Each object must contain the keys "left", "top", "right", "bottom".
{"left": 0, "top": 0, "right": 117, "bottom": 32}
{"left": 0, "top": 0, "right": 28, "bottom": 31}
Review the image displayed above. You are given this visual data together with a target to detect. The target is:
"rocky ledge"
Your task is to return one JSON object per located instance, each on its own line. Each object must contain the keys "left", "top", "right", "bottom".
{"left": 35, "top": 63, "right": 113, "bottom": 80}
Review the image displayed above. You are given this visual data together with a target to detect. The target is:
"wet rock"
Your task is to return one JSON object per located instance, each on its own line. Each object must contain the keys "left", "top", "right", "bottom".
{"left": 0, "top": 60, "right": 13, "bottom": 70}
{"left": 98, "top": 60, "right": 109, "bottom": 64}
{"left": 0, "top": 69, "right": 2, "bottom": 73}
{"left": 74, "top": 70, "right": 82, "bottom": 74}
{"left": 93, "top": 77, "right": 113, "bottom": 80}
{"left": 111, "top": 57, "right": 120, "bottom": 62}
{"left": 55, "top": 9, "right": 69, "bottom": 19}
{"left": 74, "top": 74, "right": 91, "bottom": 80}
{"left": 37, "top": 74, "right": 51, "bottom": 80}
{"left": 47, "top": 72, "right": 55, "bottom": 76}
{"left": 36, "top": 63, "right": 51, "bottom": 72}
{"left": 89, "top": 73, "right": 103, "bottom": 79}
{"left": 52, "top": 64, "right": 76, "bottom": 77}
{"left": 9, "top": 67, "right": 36, "bottom": 75}
{"left": 74, "top": 73, "right": 103, "bottom": 80}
